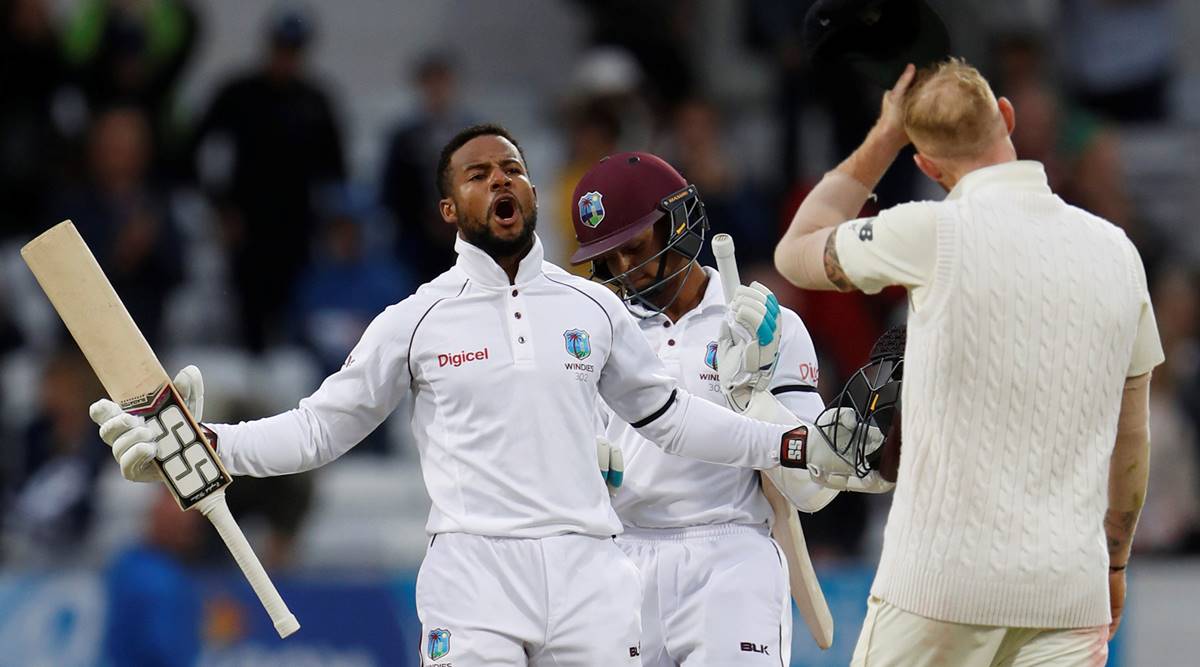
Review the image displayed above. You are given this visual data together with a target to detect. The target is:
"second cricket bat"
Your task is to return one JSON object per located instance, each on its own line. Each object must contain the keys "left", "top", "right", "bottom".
{"left": 712, "top": 232, "right": 834, "bottom": 650}
{"left": 21, "top": 221, "right": 300, "bottom": 639}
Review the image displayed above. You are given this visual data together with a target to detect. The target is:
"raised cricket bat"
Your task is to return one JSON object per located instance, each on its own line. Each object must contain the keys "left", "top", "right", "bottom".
{"left": 21, "top": 221, "right": 300, "bottom": 639}
{"left": 712, "top": 232, "right": 834, "bottom": 650}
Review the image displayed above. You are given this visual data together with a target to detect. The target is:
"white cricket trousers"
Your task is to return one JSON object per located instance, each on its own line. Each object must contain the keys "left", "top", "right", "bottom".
{"left": 415, "top": 532, "right": 643, "bottom": 666}
{"left": 616, "top": 523, "right": 792, "bottom": 667}
{"left": 851, "top": 596, "right": 1110, "bottom": 667}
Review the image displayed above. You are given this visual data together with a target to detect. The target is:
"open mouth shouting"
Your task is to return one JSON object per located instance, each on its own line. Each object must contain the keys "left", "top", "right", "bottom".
{"left": 491, "top": 194, "right": 519, "bottom": 228}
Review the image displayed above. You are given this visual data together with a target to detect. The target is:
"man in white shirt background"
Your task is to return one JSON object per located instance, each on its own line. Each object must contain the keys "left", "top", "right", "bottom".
{"left": 568, "top": 151, "right": 845, "bottom": 666}
{"left": 774, "top": 58, "right": 1165, "bottom": 666}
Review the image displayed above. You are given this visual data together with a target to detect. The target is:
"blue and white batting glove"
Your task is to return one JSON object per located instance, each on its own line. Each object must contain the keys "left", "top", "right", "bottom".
{"left": 717, "top": 282, "right": 781, "bottom": 412}
{"left": 88, "top": 365, "right": 205, "bottom": 483}
{"left": 597, "top": 436, "right": 624, "bottom": 496}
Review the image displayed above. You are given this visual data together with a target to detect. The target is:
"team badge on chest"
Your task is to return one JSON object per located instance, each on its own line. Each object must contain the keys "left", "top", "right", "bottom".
{"left": 427, "top": 627, "right": 451, "bottom": 660}
{"left": 705, "top": 341, "right": 718, "bottom": 370}
{"left": 564, "top": 329, "right": 592, "bottom": 360}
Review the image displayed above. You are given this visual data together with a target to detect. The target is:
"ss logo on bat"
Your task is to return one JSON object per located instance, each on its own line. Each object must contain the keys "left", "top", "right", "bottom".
{"left": 148, "top": 402, "right": 224, "bottom": 506}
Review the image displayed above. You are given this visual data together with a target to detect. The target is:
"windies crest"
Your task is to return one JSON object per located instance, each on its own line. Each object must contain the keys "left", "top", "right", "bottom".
{"left": 427, "top": 628, "right": 451, "bottom": 660}
{"left": 705, "top": 341, "right": 718, "bottom": 370}
{"left": 564, "top": 329, "right": 591, "bottom": 360}
{"left": 578, "top": 191, "right": 605, "bottom": 228}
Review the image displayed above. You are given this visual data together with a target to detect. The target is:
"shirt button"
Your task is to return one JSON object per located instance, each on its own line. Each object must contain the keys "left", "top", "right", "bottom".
{"left": 514, "top": 312, "right": 522, "bottom": 319}
{"left": 663, "top": 321, "right": 671, "bottom": 328}
{"left": 667, "top": 339, "right": 676, "bottom": 346}
{"left": 518, "top": 336, "right": 526, "bottom": 344}
{"left": 511, "top": 289, "right": 518, "bottom": 297}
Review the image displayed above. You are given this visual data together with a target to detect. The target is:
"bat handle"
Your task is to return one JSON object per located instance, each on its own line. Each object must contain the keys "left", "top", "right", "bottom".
{"left": 197, "top": 492, "right": 300, "bottom": 638}
{"left": 710, "top": 233, "right": 741, "bottom": 303}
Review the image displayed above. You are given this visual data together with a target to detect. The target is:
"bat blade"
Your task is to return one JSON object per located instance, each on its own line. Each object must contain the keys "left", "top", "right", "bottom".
{"left": 711, "top": 232, "right": 834, "bottom": 649}
{"left": 21, "top": 220, "right": 299, "bottom": 638}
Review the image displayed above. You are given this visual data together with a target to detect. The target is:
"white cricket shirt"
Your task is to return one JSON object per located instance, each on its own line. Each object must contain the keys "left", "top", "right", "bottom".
{"left": 833, "top": 160, "right": 1165, "bottom": 627}
{"left": 210, "top": 235, "right": 792, "bottom": 539}
{"left": 605, "top": 267, "right": 828, "bottom": 528}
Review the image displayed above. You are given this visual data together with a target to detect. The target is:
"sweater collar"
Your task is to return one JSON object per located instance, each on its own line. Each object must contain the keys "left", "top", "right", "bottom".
{"left": 947, "top": 160, "right": 1052, "bottom": 201}
{"left": 454, "top": 233, "right": 545, "bottom": 286}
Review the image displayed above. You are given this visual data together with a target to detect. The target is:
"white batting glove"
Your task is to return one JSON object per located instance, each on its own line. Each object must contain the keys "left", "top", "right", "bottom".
{"left": 805, "top": 407, "right": 894, "bottom": 493}
{"left": 596, "top": 436, "right": 624, "bottom": 496}
{"left": 88, "top": 365, "right": 205, "bottom": 483}
{"left": 717, "top": 282, "right": 781, "bottom": 412}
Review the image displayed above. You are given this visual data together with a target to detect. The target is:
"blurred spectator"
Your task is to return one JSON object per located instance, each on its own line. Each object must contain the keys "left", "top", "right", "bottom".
{"left": 221, "top": 471, "right": 314, "bottom": 571}
{"left": 1060, "top": 0, "right": 1175, "bottom": 123}
{"left": 657, "top": 98, "right": 773, "bottom": 264}
{"left": 191, "top": 6, "right": 346, "bottom": 352}
{"left": 62, "top": 0, "right": 200, "bottom": 161}
{"left": 1137, "top": 265, "right": 1200, "bottom": 553}
{"left": 565, "top": 47, "right": 655, "bottom": 150}
{"left": 104, "top": 488, "right": 203, "bottom": 667}
{"left": 553, "top": 101, "right": 621, "bottom": 271}
{"left": 379, "top": 52, "right": 474, "bottom": 284}
{"left": 293, "top": 186, "right": 412, "bottom": 374}
{"left": 56, "top": 106, "right": 183, "bottom": 345}
{"left": 5, "top": 348, "right": 106, "bottom": 559}
{"left": 572, "top": 0, "right": 696, "bottom": 111}
{"left": 0, "top": 0, "right": 69, "bottom": 241}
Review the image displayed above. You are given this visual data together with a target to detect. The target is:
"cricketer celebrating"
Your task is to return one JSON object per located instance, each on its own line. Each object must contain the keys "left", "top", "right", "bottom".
{"left": 569, "top": 152, "right": 841, "bottom": 665}
{"left": 90, "top": 125, "right": 827, "bottom": 667}
{"left": 774, "top": 61, "right": 1164, "bottom": 666}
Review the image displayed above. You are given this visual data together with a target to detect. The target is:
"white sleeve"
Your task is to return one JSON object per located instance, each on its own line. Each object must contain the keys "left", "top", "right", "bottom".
{"left": 834, "top": 201, "right": 937, "bottom": 294}
{"left": 598, "top": 297, "right": 792, "bottom": 469}
{"left": 769, "top": 308, "right": 825, "bottom": 422}
{"left": 209, "top": 303, "right": 414, "bottom": 477}
{"left": 1125, "top": 240, "right": 1165, "bottom": 377}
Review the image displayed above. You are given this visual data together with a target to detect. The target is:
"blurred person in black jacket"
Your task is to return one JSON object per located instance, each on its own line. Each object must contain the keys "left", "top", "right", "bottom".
{"left": 56, "top": 105, "right": 183, "bottom": 346}
{"left": 191, "top": 7, "right": 346, "bottom": 352}
{"left": 379, "top": 52, "right": 475, "bottom": 283}
{"left": 0, "top": 0, "right": 70, "bottom": 241}
{"left": 6, "top": 349, "right": 106, "bottom": 559}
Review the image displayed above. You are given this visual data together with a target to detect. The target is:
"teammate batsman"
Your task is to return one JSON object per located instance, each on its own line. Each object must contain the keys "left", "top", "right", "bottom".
{"left": 90, "top": 124, "right": 828, "bottom": 667}
{"left": 569, "top": 152, "right": 838, "bottom": 665}
{"left": 774, "top": 61, "right": 1164, "bottom": 666}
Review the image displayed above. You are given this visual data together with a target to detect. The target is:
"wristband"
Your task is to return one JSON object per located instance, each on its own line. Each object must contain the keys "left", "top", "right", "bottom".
{"left": 1109, "top": 564, "right": 1127, "bottom": 572}
{"left": 780, "top": 425, "right": 809, "bottom": 468}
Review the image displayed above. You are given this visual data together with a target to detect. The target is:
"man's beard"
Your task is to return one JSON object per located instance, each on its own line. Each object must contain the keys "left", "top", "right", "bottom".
{"left": 459, "top": 206, "right": 538, "bottom": 260}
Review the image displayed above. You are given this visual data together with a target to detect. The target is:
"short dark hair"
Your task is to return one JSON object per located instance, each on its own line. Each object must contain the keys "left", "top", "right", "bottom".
{"left": 436, "top": 124, "right": 526, "bottom": 198}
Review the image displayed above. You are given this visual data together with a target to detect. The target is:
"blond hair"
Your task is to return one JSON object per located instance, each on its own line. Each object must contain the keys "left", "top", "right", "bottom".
{"left": 903, "top": 58, "right": 1004, "bottom": 159}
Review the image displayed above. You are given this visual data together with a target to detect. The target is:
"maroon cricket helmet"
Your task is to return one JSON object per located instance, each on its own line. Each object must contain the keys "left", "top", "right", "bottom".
{"left": 570, "top": 152, "right": 696, "bottom": 264}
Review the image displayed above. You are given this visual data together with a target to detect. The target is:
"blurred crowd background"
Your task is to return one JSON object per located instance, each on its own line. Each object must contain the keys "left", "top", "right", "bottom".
{"left": 1, "top": 0, "right": 1199, "bottom": 664}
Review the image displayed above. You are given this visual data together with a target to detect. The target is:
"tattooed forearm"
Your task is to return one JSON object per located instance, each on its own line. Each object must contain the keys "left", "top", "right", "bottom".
{"left": 823, "top": 230, "right": 856, "bottom": 291}
{"left": 1104, "top": 508, "right": 1140, "bottom": 562}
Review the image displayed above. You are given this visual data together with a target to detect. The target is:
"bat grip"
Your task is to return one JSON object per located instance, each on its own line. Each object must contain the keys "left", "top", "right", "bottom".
{"left": 197, "top": 492, "right": 300, "bottom": 638}
{"left": 711, "top": 233, "right": 741, "bottom": 303}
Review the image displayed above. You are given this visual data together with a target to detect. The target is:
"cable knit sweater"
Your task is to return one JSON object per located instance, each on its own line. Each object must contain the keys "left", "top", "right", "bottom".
{"left": 838, "top": 162, "right": 1159, "bottom": 628}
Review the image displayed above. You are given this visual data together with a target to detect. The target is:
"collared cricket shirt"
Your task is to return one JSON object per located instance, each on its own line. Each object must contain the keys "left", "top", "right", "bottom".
{"left": 605, "top": 267, "right": 826, "bottom": 529}
{"left": 210, "top": 235, "right": 790, "bottom": 539}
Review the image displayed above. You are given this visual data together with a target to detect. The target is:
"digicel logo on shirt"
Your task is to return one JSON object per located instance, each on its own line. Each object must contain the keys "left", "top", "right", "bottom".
{"left": 438, "top": 348, "right": 489, "bottom": 368}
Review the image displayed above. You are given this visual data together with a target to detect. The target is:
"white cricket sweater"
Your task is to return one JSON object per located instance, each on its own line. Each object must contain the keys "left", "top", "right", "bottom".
{"left": 862, "top": 163, "right": 1155, "bottom": 628}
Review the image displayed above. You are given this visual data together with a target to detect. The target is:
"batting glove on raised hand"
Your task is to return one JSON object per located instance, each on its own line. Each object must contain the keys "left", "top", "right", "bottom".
{"left": 717, "top": 282, "right": 781, "bottom": 412}
{"left": 88, "top": 365, "right": 205, "bottom": 483}
{"left": 596, "top": 436, "right": 624, "bottom": 496}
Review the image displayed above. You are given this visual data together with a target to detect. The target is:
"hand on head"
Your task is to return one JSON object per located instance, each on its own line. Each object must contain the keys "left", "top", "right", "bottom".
{"left": 874, "top": 63, "right": 916, "bottom": 150}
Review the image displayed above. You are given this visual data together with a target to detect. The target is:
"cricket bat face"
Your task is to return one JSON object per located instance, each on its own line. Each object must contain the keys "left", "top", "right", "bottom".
{"left": 21, "top": 221, "right": 231, "bottom": 510}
